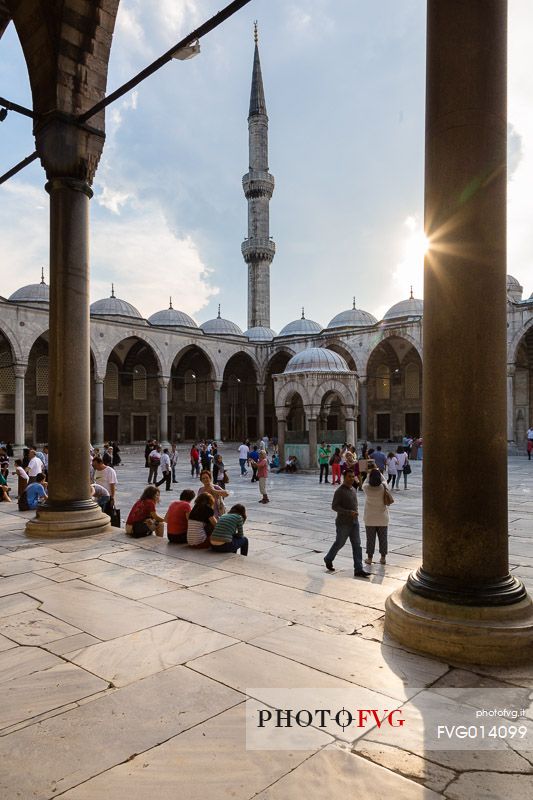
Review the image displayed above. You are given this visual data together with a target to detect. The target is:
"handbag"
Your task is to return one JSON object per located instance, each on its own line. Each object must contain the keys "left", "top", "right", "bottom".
{"left": 223, "top": 471, "right": 230, "bottom": 485}
{"left": 403, "top": 462, "right": 412, "bottom": 475}
{"left": 383, "top": 486, "right": 395, "bottom": 506}
{"left": 110, "top": 506, "right": 121, "bottom": 528}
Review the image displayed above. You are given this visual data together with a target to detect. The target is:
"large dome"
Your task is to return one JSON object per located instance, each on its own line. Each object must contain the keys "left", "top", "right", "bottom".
{"left": 200, "top": 306, "right": 243, "bottom": 337}
{"left": 507, "top": 274, "right": 523, "bottom": 302}
{"left": 8, "top": 272, "right": 49, "bottom": 305}
{"left": 278, "top": 309, "right": 322, "bottom": 337}
{"left": 285, "top": 347, "right": 350, "bottom": 373}
{"left": 244, "top": 326, "right": 277, "bottom": 341}
{"left": 383, "top": 292, "right": 423, "bottom": 321}
{"left": 91, "top": 286, "right": 143, "bottom": 320}
{"left": 148, "top": 301, "right": 197, "bottom": 329}
{"left": 328, "top": 299, "right": 377, "bottom": 329}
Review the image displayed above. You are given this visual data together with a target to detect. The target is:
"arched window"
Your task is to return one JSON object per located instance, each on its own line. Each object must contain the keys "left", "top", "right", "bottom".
{"left": 405, "top": 363, "right": 420, "bottom": 399}
{"left": 184, "top": 369, "right": 196, "bottom": 403}
{"left": 376, "top": 364, "right": 390, "bottom": 400}
{"left": 0, "top": 351, "right": 15, "bottom": 394}
{"left": 133, "top": 364, "right": 147, "bottom": 400}
{"left": 36, "top": 356, "right": 49, "bottom": 396}
{"left": 104, "top": 362, "right": 119, "bottom": 400}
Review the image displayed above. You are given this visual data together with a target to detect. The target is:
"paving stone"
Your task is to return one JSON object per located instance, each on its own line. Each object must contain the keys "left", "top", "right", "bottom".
{"left": 45, "top": 632, "right": 101, "bottom": 655}
{"left": 0, "top": 609, "right": 82, "bottom": 645}
{"left": 0, "top": 592, "right": 41, "bottom": 617}
{"left": 78, "top": 563, "right": 184, "bottom": 599}
{"left": 0, "top": 633, "right": 17, "bottom": 651}
{"left": 355, "top": 742, "right": 456, "bottom": 793}
{"left": 100, "top": 549, "right": 232, "bottom": 587}
{"left": 0, "top": 573, "right": 54, "bottom": 596}
{"left": 445, "top": 771, "right": 533, "bottom": 799}
{"left": 33, "top": 566, "right": 81, "bottom": 581}
{"left": 0, "top": 557, "right": 51, "bottom": 576}
{"left": 0, "top": 666, "right": 242, "bottom": 799}
{"left": 68, "top": 620, "right": 237, "bottom": 687}
{"left": 0, "top": 646, "right": 62, "bottom": 684}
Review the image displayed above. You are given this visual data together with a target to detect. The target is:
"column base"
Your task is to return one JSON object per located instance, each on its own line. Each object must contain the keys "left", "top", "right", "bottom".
{"left": 385, "top": 584, "right": 533, "bottom": 666}
{"left": 25, "top": 505, "right": 113, "bottom": 539}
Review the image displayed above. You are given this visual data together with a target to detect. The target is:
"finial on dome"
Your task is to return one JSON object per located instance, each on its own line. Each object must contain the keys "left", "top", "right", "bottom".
{"left": 301, "top": 307, "right": 305, "bottom": 320}
{"left": 352, "top": 297, "right": 356, "bottom": 310}
{"left": 111, "top": 283, "right": 115, "bottom": 298}
{"left": 409, "top": 286, "right": 414, "bottom": 300}
{"left": 254, "top": 20, "right": 258, "bottom": 43}
{"left": 217, "top": 304, "right": 221, "bottom": 319}
{"left": 169, "top": 296, "right": 173, "bottom": 309}
{"left": 40, "top": 267, "right": 45, "bottom": 285}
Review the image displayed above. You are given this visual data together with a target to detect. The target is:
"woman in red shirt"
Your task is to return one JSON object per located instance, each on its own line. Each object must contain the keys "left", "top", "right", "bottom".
{"left": 126, "top": 485, "right": 164, "bottom": 538}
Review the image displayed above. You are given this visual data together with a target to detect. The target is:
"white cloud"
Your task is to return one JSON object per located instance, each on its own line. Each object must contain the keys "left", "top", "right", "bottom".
{"left": 0, "top": 181, "right": 48, "bottom": 294}
{"left": 97, "top": 186, "right": 133, "bottom": 214}
{"left": 390, "top": 214, "right": 425, "bottom": 299}
{"left": 285, "top": 1, "right": 335, "bottom": 40}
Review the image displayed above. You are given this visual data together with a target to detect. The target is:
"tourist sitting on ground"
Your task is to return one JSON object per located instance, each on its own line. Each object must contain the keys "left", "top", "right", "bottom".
{"left": 197, "top": 469, "right": 229, "bottom": 519}
{"left": 91, "top": 482, "right": 110, "bottom": 512}
{"left": 279, "top": 455, "right": 298, "bottom": 473}
{"left": 186, "top": 492, "right": 217, "bottom": 548}
{"left": 19, "top": 473, "right": 47, "bottom": 509}
{"left": 269, "top": 452, "right": 280, "bottom": 469}
{"left": 0, "top": 447, "right": 9, "bottom": 479}
{"left": 125, "top": 485, "right": 164, "bottom": 538}
{"left": 165, "top": 489, "right": 196, "bottom": 544}
{"left": 13, "top": 460, "right": 28, "bottom": 498}
{"left": 210, "top": 504, "right": 249, "bottom": 556}
{"left": 0, "top": 471, "right": 12, "bottom": 502}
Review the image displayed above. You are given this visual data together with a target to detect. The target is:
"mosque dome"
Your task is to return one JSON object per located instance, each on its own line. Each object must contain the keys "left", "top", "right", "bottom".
{"left": 200, "top": 306, "right": 243, "bottom": 336}
{"left": 244, "top": 326, "right": 277, "bottom": 341}
{"left": 327, "top": 299, "right": 377, "bottom": 329}
{"left": 278, "top": 309, "right": 322, "bottom": 337}
{"left": 90, "top": 285, "right": 143, "bottom": 320}
{"left": 284, "top": 347, "right": 350, "bottom": 374}
{"left": 383, "top": 290, "right": 423, "bottom": 321}
{"left": 507, "top": 274, "right": 523, "bottom": 302}
{"left": 8, "top": 270, "right": 49, "bottom": 305}
{"left": 148, "top": 300, "right": 198, "bottom": 329}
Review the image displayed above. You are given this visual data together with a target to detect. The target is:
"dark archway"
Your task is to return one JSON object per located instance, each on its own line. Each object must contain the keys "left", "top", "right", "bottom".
{"left": 366, "top": 336, "right": 422, "bottom": 441}
{"left": 172, "top": 346, "right": 214, "bottom": 441}
{"left": 221, "top": 352, "right": 258, "bottom": 441}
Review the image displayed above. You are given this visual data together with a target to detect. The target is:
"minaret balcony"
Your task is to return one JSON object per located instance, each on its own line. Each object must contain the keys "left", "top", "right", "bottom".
{"left": 242, "top": 172, "right": 275, "bottom": 198}
{"left": 241, "top": 238, "right": 276, "bottom": 262}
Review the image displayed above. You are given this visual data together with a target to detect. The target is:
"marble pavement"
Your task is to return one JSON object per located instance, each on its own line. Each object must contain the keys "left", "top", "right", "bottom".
{"left": 0, "top": 446, "right": 532, "bottom": 799}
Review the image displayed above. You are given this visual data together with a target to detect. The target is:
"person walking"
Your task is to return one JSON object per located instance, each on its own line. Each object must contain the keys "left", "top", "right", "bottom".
{"left": 318, "top": 442, "right": 331, "bottom": 484}
{"left": 156, "top": 448, "right": 172, "bottom": 491}
{"left": 386, "top": 452, "right": 399, "bottom": 489}
{"left": 330, "top": 448, "right": 342, "bottom": 484}
{"left": 170, "top": 443, "right": 178, "bottom": 483}
{"left": 249, "top": 444, "right": 259, "bottom": 482}
{"left": 324, "top": 469, "right": 370, "bottom": 579}
{"left": 238, "top": 440, "right": 249, "bottom": 476}
{"left": 373, "top": 445, "right": 387, "bottom": 473}
{"left": 254, "top": 449, "right": 269, "bottom": 504}
{"left": 190, "top": 444, "right": 200, "bottom": 477}
{"left": 527, "top": 427, "right": 533, "bottom": 460}
{"left": 147, "top": 445, "right": 161, "bottom": 485}
{"left": 363, "top": 468, "right": 390, "bottom": 565}
{"left": 395, "top": 446, "right": 409, "bottom": 490}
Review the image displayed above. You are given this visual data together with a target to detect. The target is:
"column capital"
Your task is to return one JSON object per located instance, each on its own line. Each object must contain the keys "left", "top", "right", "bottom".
{"left": 257, "top": 384, "right": 266, "bottom": 393}
{"left": 358, "top": 375, "right": 367, "bottom": 386}
{"left": 94, "top": 375, "right": 105, "bottom": 385}
{"left": 13, "top": 363, "right": 27, "bottom": 379}
{"left": 158, "top": 375, "right": 170, "bottom": 389}
{"left": 213, "top": 381, "right": 223, "bottom": 392}
{"left": 35, "top": 115, "right": 105, "bottom": 184}
{"left": 507, "top": 364, "right": 516, "bottom": 377}
{"left": 275, "top": 410, "right": 288, "bottom": 423}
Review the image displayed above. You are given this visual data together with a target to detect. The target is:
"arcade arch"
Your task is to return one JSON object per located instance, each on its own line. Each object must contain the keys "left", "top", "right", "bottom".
{"left": 366, "top": 336, "right": 422, "bottom": 441}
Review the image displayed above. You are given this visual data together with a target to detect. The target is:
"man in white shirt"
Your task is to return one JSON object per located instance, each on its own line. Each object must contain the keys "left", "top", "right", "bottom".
{"left": 238, "top": 441, "right": 249, "bottom": 476}
{"left": 27, "top": 449, "right": 44, "bottom": 484}
{"left": 148, "top": 446, "right": 161, "bottom": 485}
{"left": 92, "top": 456, "right": 117, "bottom": 500}
{"left": 156, "top": 448, "right": 172, "bottom": 491}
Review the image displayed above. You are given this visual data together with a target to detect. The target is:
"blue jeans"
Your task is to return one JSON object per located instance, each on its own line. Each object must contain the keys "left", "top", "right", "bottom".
{"left": 239, "top": 458, "right": 248, "bottom": 475}
{"left": 325, "top": 520, "right": 363, "bottom": 571}
{"left": 211, "top": 536, "right": 249, "bottom": 556}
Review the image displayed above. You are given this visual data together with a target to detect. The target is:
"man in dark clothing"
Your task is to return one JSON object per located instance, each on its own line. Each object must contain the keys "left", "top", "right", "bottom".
{"left": 373, "top": 445, "right": 387, "bottom": 473}
{"left": 324, "top": 470, "right": 370, "bottom": 579}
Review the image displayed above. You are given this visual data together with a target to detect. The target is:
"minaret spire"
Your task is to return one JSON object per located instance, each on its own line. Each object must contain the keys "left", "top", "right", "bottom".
{"left": 242, "top": 23, "right": 275, "bottom": 330}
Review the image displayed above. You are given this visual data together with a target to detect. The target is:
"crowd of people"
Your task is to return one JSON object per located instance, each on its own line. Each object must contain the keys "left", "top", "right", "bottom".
{"left": 316, "top": 441, "right": 412, "bottom": 491}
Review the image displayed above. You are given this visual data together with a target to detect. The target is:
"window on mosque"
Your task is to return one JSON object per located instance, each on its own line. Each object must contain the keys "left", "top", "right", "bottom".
{"left": 184, "top": 370, "right": 196, "bottom": 403}
{"left": 133, "top": 364, "right": 147, "bottom": 400}
{"left": 405, "top": 363, "right": 420, "bottom": 399}
{"left": 376, "top": 364, "right": 390, "bottom": 400}
{"left": 0, "top": 351, "right": 15, "bottom": 394}
{"left": 104, "top": 362, "right": 119, "bottom": 400}
{"left": 36, "top": 356, "right": 49, "bottom": 396}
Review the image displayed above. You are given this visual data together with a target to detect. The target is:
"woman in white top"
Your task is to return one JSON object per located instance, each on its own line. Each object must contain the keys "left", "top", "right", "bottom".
{"left": 363, "top": 468, "right": 389, "bottom": 565}
{"left": 386, "top": 452, "right": 399, "bottom": 489}
{"left": 395, "top": 446, "right": 409, "bottom": 490}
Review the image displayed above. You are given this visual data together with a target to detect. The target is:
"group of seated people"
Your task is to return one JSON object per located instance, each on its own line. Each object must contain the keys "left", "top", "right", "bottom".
{"left": 125, "top": 469, "right": 248, "bottom": 556}
{"left": 278, "top": 454, "right": 298, "bottom": 473}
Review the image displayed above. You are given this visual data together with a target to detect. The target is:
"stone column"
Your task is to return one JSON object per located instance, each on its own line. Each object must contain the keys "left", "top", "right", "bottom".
{"left": 159, "top": 377, "right": 170, "bottom": 446}
{"left": 358, "top": 378, "right": 368, "bottom": 439}
{"left": 345, "top": 416, "right": 356, "bottom": 448}
{"left": 94, "top": 377, "right": 104, "bottom": 449}
{"left": 257, "top": 384, "right": 265, "bottom": 439}
{"left": 506, "top": 365, "right": 516, "bottom": 447}
{"left": 385, "top": 0, "right": 533, "bottom": 664}
{"left": 26, "top": 121, "right": 111, "bottom": 537}
{"left": 14, "top": 364, "right": 26, "bottom": 458}
{"left": 308, "top": 415, "right": 318, "bottom": 470}
{"left": 276, "top": 416, "right": 286, "bottom": 463}
{"left": 213, "top": 381, "right": 222, "bottom": 441}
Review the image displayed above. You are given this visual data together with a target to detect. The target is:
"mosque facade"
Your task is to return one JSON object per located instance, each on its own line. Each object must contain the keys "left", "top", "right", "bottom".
{"left": 1, "top": 37, "right": 532, "bottom": 458}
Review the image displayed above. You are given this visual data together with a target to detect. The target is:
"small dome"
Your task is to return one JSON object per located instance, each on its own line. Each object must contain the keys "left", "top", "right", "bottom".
{"left": 91, "top": 285, "right": 143, "bottom": 320}
{"left": 507, "top": 274, "right": 523, "bottom": 302}
{"left": 149, "top": 300, "right": 197, "bottom": 329}
{"left": 285, "top": 347, "right": 350, "bottom": 374}
{"left": 200, "top": 306, "right": 243, "bottom": 336}
{"left": 328, "top": 299, "right": 377, "bottom": 329}
{"left": 8, "top": 271, "right": 49, "bottom": 305}
{"left": 383, "top": 291, "right": 423, "bottom": 321}
{"left": 245, "top": 326, "right": 277, "bottom": 341}
{"left": 278, "top": 308, "right": 322, "bottom": 337}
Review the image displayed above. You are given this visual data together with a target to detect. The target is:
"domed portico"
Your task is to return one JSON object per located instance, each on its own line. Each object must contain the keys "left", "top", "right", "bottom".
{"left": 274, "top": 348, "right": 357, "bottom": 466}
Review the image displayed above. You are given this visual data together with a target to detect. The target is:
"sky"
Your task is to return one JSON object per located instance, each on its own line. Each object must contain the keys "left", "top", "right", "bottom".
{"left": 0, "top": 0, "right": 532, "bottom": 331}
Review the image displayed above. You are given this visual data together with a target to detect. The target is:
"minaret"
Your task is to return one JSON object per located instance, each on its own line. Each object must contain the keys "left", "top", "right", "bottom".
{"left": 242, "top": 22, "right": 275, "bottom": 329}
